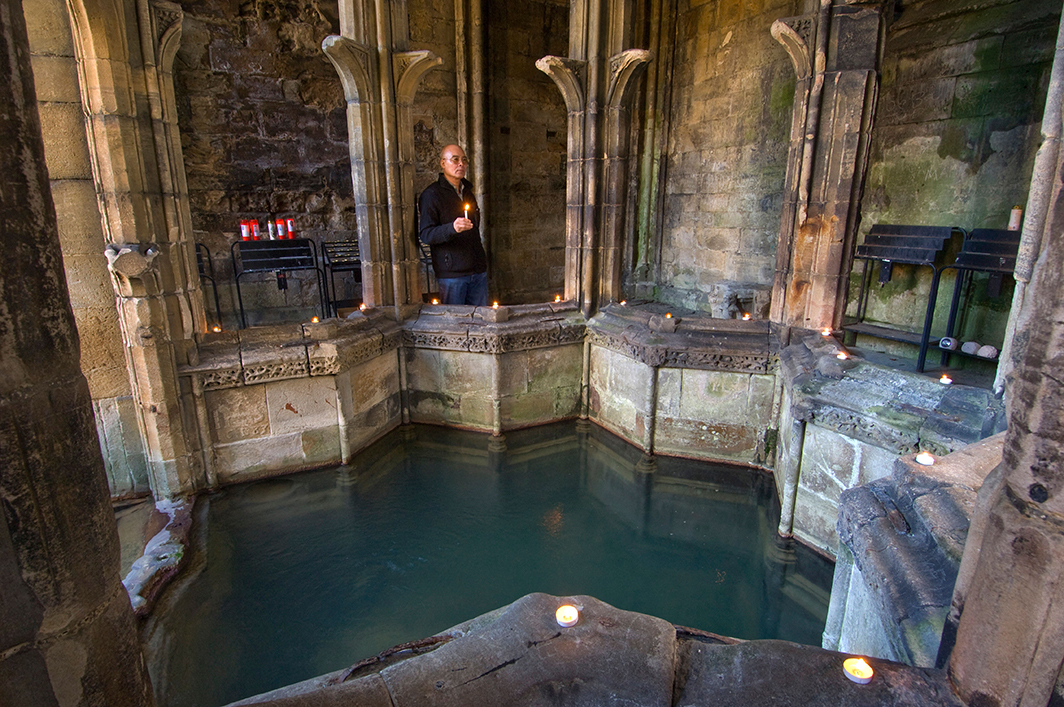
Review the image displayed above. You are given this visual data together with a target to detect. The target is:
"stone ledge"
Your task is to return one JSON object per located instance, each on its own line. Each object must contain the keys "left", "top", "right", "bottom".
{"left": 226, "top": 592, "right": 962, "bottom": 707}
{"left": 782, "top": 331, "right": 1006, "bottom": 456}
{"left": 180, "top": 310, "right": 402, "bottom": 390}
{"left": 403, "top": 301, "right": 586, "bottom": 353}
{"left": 587, "top": 303, "right": 778, "bottom": 374}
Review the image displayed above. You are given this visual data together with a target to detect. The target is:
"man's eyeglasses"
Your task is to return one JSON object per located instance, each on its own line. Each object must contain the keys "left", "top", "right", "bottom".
{"left": 446, "top": 156, "right": 469, "bottom": 164}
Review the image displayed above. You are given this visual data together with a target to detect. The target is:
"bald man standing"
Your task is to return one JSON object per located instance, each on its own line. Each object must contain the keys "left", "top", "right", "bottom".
{"left": 418, "top": 144, "right": 489, "bottom": 306}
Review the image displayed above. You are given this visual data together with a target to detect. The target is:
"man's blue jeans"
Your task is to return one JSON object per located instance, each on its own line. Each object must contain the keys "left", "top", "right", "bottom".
{"left": 438, "top": 272, "right": 489, "bottom": 306}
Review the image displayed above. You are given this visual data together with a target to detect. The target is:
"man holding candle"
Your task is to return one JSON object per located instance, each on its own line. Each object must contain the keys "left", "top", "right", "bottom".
{"left": 418, "top": 144, "right": 489, "bottom": 305}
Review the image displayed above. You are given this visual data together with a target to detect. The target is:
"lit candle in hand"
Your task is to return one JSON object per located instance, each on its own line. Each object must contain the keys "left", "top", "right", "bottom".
{"left": 464, "top": 203, "right": 470, "bottom": 219}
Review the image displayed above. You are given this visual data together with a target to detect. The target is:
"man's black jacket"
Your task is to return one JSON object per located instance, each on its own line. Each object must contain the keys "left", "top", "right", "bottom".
{"left": 418, "top": 174, "right": 487, "bottom": 279}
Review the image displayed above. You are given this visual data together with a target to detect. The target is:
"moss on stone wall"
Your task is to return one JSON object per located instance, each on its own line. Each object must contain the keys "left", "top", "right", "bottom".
{"left": 658, "top": 0, "right": 801, "bottom": 316}
{"left": 852, "top": 0, "right": 1058, "bottom": 352}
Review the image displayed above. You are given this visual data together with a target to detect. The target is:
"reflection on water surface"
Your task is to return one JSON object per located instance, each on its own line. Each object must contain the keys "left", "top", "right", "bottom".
{"left": 149, "top": 422, "right": 833, "bottom": 707}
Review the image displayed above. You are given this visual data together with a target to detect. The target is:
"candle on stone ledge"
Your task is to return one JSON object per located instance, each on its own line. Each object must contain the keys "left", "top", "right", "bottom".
{"left": 556, "top": 605, "right": 579, "bottom": 627}
{"left": 916, "top": 451, "right": 935, "bottom": 466}
{"left": 843, "top": 657, "right": 874, "bottom": 684}
{"left": 940, "top": 374, "right": 952, "bottom": 385}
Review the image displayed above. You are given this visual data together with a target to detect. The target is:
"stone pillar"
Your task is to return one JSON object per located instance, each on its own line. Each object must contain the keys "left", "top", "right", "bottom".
{"left": 536, "top": 0, "right": 650, "bottom": 317}
{"left": 770, "top": 0, "right": 884, "bottom": 330}
{"left": 948, "top": 131, "right": 1064, "bottom": 705}
{"left": 324, "top": 0, "right": 440, "bottom": 314}
{"left": 0, "top": 0, "right": 155, "bottom": 701}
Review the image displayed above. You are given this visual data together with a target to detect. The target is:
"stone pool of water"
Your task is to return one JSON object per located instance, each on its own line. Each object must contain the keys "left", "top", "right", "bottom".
{"left": 147, "top": 422, "right": 834, "bottom": 707}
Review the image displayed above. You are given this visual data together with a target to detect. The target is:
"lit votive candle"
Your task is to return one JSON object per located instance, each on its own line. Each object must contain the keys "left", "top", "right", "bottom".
{"left": 940, "top": 374, "right": 952, "bottom": 385}
{"left": 843, "top": 657, "right": 874, "bottom": 684}
{"left": 556, "top": 605, "right": 579, "bottom": 627}
{"left": 493, "top": 301, "right": 499, "bottom": 309}
{"left": 555, "top": 294, "right": 561, "bottom": 302}
{"left": 359, "top": 303, "right": 367, "bottom": 311}
{"left": 665, "top": 312, "right": 672, "bottom": 319}
{"left": 211, "top": 325, "right": 222, "bottom": 333}
{"left": 836, "top": 351, "right": 849, "bottom": 360}
{"left": 311, "top": 316, "right": 319, "bottom": 323}
{"left": 431, "top": 298, "right": 439, "bottom": 305}
{"left": 742, "top": 313, "right": 751, "bottom": 320}
{"left": 916, "top": 451, "right": 935, "bottom": 466}
{"left": 620, "top": 300, "right": 627, "bottom": 306}
{"left": 822, "top": 327, "right": 832, "bottom": 337}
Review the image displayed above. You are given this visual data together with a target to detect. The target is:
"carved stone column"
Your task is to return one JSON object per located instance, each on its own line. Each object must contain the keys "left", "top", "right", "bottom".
{"left": 69, "top": 0, "right": 202, "bottom": 497}
{"left": 537, "top": 0, "right": 650, "bottom": 317}
{"left": 324, "top": 0, "right": 441, "bottom": 315}
{"left": 948, "top": 121, "right": 1064, "bottom": 707}
{"left": 770, "top": 1, "right": 884, "bottom": 331}
{"left": 0, "top": 0, "right": 155, "bottom": 700}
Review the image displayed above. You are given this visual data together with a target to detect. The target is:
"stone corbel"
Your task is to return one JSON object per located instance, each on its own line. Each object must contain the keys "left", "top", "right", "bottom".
{"left": 535, "top": 56, "right": 587, "bottom": 114}
{"left": 322, "top": 35, "right": 376, "bottom": 102}
{"left": 771, "top": 16, "right": 814, "bottom": 80}
{"left": 106, "top": 243, "right": 161, "bottom": 297}
{"left": 393, "top": 50, "right": 442, "bottom": 106}
{"left": 606, "top": 49, "right": 652, "bottom": 109}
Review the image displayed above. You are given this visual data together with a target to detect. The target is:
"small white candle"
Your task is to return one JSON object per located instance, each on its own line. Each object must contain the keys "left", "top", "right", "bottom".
{"left": 836, "top": 351, "right": 849, "bottom": 360}
{"left": 940, "top": 374, "right": 952, "bottom": 385}
{"left": 556, "top": 605, "right": 579, "bottom": 627}
{"left": 742, "top": 313, "right": 751, "bottom": 320}
{"left": 464, "top": 203, "right": 470, "bottom": 219}
{"left": 822, "top": 328, "right": 832, "bottom": 337}
{"left": 916, "top": 451, "right": 935, "bottom": 466}
{"left": 843, "top": 657, "right": 873, "bottom": 684}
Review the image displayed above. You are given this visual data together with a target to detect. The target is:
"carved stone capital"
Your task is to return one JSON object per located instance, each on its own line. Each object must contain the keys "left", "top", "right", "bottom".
{"left": 394, "top": 50, "right": 442, "bottom": 105}
{"left": 323, "top": 35, "right": 376, "bottom": 102}
{"left": 535, "top": 56, "right": 587, "bottom": 114}
{"left": 606, "top": 49, "right": 652, "bottom": 109}
{"left": 772, "top": 15, "right": 814, "bottom": 80}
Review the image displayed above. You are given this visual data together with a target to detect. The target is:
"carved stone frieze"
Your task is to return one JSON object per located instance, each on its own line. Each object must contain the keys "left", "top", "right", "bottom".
{"left": 200, "top": 367, "right": 243, "bottom": 390}
{"left": 403, "top": 318, "right": 586, "bottom": 354}
{"left": 243, "top": 359, "right": 309, "bottom": 385}
{"left": 587, "top": 330, "right": 775, "bottom": 375}
{"left": 806, "top": 403, "right": 919, "bottom": 455}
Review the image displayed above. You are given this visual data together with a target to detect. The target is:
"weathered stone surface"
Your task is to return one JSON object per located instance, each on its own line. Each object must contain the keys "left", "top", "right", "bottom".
{"left": 265, "top": 376, "right": 339, "bottom": 436}
{"left": 676, "top": 639, "right": 963, "bottom": 706}
{"left": 207, "top": 385, "right": 270, "bottom": 444}
{"left": 381, "top": 593, "right": 677, "bottom": 707}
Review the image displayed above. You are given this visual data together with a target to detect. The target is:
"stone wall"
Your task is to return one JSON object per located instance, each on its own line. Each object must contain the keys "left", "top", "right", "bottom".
{"left": 485, "top": 0, "right": 568, "bottom": 304}
{"left": 174, "top": 0, "right": 352, "bottom": 327}
{"left": 850, "top": 0, "right": 1060, "bottom": 351}
{"left": 657, "top": 0, "right": 800, "bottom": 315}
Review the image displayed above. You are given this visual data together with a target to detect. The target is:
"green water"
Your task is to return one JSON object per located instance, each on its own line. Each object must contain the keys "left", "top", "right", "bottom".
{"left": 150, "top": 422, "right": 833, "bottom": 707}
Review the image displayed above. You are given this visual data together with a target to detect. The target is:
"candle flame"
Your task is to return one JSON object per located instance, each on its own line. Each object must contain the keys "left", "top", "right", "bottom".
{"left": 359, "top": 303, "right": 367, "bottom": 311}
{"left": 836, "top": 352, "right": 848, "bottom": 360}
{"left": 556, "top": 605, "right": 579, "bottom": 627}
{"left": 431, "top": 298, "right": 439, "bottom": 305}
{"left": 311, "top": 316, "right": 319, "bottom": 323}
{"left": 665, "top": 312, "right": 672, "bottom": 318}
{"left": 211, "top": 325, "right": 221, "bottom": 333}
{"left": 843, "top": 657, "right": 874, "bottom": 683}
{"left": 620, "top": 300, "right": 627, "bottom": 306}
{"left": 822, "top": 327, "right": 832, "bottom": 336}
{"left": 940, "top": 374, "right": 952, "bottom": 384}
{"left": 555, "top": 295, "right": 561, "bottom": 302}
{"left": 742, "top": 313, "right": 751, "bottom": 320}
{"left": 493, "top": 301, "right": 499, "bottom": 309}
